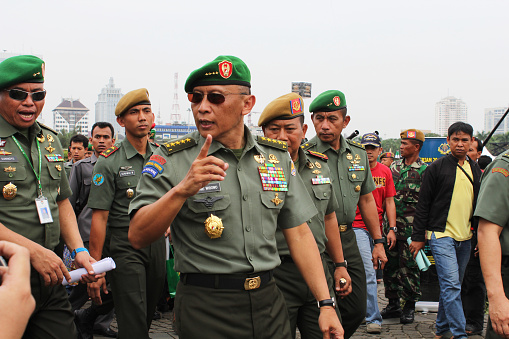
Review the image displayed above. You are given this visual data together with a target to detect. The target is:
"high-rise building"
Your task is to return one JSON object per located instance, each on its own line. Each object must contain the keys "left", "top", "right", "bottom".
{"left": 435, "top": 96, "right": 468, "bottom": 136}
{"left": 53, "top": 99, "right": 90, "bottom": 135}
{"left": 484, "top": 107, "right": 509, "bottom": 135}
{"left": 95, "top": 77, "right": 123, "bottom": 136}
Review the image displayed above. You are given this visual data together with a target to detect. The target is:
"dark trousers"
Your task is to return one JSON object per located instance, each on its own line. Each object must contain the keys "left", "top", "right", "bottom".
{"left": 461, "top": 237, "right": 486, "bottom": 331}
{"left": 274, "top": 256, "right": 342, "bottom": 339}
{"left": 486, "top": 262, "right": 509, "bottom": 339}
{"left": 324, "top": 228, "right": 366, "bottom": 339}
{"left": 23, "top": 268, "right": 77, "bottom": 339}
{"left": 108, "top": 228, "right": 166, "bottom": 339}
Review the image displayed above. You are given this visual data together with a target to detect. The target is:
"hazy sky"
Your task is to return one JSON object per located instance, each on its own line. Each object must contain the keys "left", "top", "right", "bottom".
{"left": 3, "top": 0, "right": 509, "bottom": 139}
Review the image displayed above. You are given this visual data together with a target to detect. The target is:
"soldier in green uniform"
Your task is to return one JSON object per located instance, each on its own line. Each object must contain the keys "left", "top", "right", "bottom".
{"left": 128, "top": 55, "right": 343, "bottom": 339}
{"left": 259, "top": 92, "right": 351, "bottom": 339}
{"left": 382, "top": 129, "right": 427, "bottom": 324}
{"left": 475, "top": 151, "right": 509, "bottom": 339}
{"left": 304, "top": 89, "right": 387, "bottom": 339}
{"left": 87, "top": 89, "right": 165, "bottom": 339}
{"left": 0, "top": 55, "right": 96, "bottom": 338}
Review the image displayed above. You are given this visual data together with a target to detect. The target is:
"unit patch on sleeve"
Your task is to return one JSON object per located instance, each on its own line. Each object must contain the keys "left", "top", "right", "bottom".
{"left": 492, "top": 167, "right": 509, "bottom": 177}
{"left": 93, "top": 173, "right": 104, "bottom": 186}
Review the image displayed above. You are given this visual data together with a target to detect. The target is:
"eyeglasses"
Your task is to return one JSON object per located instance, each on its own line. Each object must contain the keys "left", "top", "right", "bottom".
{"left": 4, "top": 89, "right": 46, "bottom": 102}
{"left": 187, "top": 92, "right": 248, "bottom": 105}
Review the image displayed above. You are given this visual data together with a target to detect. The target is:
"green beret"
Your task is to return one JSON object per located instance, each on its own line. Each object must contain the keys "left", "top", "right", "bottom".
{"left": 0, "top": 55, "right": 45, "bottom": 90}
{"left": 258, "top": 93, "right": 304, "bottom": 126}
{"left": 88, "top": 144, "right": 93, "bottom": 151}
{"left": 400, "top": 129, "right": 425, "bottom": 142}
{"left": 309, "top": 90, "right": 347, "bottom": 113}
{"left": 184, "top": 55, "right": 251, "bottom": 93}
{"left": 115, "top": 88, "right": 151, "bottom": 116}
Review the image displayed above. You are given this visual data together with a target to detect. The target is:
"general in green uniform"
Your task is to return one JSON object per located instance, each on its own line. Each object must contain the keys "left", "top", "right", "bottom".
{"left": 129, "top": 56, "right": 343, "bottom": 339}
{"left": 475, "top": 151, "right": 509, "bottom": 339}
{"left": 305, "top": 89, "right": 387, "bottom": 338}
{"left": 87, "top": 89, "right": 165, "bottom": 339}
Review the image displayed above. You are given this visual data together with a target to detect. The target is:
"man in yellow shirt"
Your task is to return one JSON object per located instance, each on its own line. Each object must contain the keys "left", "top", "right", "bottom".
{"left": 410, "top": 122, "right": 482, "bottom": 339}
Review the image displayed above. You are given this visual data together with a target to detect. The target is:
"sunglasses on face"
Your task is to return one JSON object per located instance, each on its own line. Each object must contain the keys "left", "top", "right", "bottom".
{"left": 187, "top": 92, "right": 248, "bottom": 105}
{"left": 4, "top": 89, "right": 46, "bottom": 102}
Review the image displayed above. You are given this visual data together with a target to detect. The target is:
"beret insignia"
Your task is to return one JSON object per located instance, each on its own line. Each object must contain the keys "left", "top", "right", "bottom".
{"left": 218, "top": 60, "right": 233, "bottom": 79}
{"left": 307, "top": 150, "right": 328, "bottom": 161}
{"left": 256, "top": 136, "right": 287, "bottom": 151}
{"left": 333, "top": 96, "right": 341, "bottom": 106}
{"left": 291, "top": 98, "right": 303, "bottom": 115}
{"left": 100, "top": 146, "right": 119, "bottom": 158}
{"left": 162, "top": 137, "right": 197, "bottom": 155}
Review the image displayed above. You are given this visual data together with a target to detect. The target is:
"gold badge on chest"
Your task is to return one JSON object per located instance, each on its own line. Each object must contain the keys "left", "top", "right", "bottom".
{"left": 268, "top": 154, "right": 280, "bottom": 164}
{"left": 271, "top": 193, "right": 283, "bottom": 206}
{"left": 254, "top": 154, "right": 266, "bottom": 164}
{"left": 126, "top": 188, "right": 134, "bottom": 199}
{"left": 204, "top": 214, "right": 224, "bottom": 239}
{"left": 3, "top": 182, "right": 17, "bottom": 200}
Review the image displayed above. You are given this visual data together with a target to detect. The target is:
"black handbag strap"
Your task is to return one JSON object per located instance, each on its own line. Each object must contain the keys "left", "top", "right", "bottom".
{"left": 457, "top": 162, "right": 474, "bottom": 186}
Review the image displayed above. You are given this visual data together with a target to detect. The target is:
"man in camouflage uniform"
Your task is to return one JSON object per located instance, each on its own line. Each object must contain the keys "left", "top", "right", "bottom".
{"left": 382, "top": 129, "right": 427, "bottom": 324}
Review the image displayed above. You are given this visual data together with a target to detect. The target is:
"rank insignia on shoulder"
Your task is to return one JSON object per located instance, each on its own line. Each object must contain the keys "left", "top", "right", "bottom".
{"left": 307, "top": 150, "right": 328, "bottom": 161}
{"left": 162, "top": 137, "right": 197, "bottom": 155}
{"left": 256, "top": 136, "right": 287, "bottom": 151}
{"left": 492, "top": 167, "right": 509, "bottom": 177}
{"left": 347, "top": 139, "right": 365, "bottom": 149}
{"left": 101, "top": 146, "right": 119, "bottom": 158}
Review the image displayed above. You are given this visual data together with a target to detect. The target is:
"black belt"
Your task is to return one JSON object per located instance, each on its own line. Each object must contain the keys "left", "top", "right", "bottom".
{"left": 180, "top": 270, "right": 273, "bottom": 290}
{"left": 280, "top": 253, "right": 324, "bottom": 264}
{"left": 339, "top": 223, "right": 353, "bottom": 232}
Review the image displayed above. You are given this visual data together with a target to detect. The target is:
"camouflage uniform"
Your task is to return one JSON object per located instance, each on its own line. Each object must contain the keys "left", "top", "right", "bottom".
{"left": 383, "top": 158, "right": 427, "bottom": 302}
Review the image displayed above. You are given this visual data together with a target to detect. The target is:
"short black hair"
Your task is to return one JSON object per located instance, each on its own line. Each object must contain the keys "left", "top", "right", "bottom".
{"left": 448, "top": 122, "right": 473, "bottom": 138}
{"left": 70, "top": 134, "right": 88, "bottom": 149}
{"left": 91, "top": 122, "right": 115, "bottom": 138}
{"left": 478, "top": 155, "right": 492, "bottom": 170}
{"left": 408, "top": 139, "right": 424, "bottom": 153}
{"left": 472, "top": 137, "right": 483, "bottom": 152}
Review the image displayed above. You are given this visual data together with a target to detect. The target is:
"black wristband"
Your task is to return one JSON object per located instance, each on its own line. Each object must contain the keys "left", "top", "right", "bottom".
{"left": 373, "top": 238, "right": 386, "bottom": 245}
{"left": 334, "top": 260, "right": 347, "bottom": 268}
{"left": 317, "top": 298, "right": 335, "bottom": 308}
{"left": 389, "top": 227, "right": 398, "bottom": 232}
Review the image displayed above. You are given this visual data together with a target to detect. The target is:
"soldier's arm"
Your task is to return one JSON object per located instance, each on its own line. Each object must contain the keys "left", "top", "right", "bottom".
{"left": 385, "top": 197, "right": 397, "bottom": 249}
{"left": 358, "top": 193, "right": 388, "bottom": 268}
{"left": 324, "top": 212, "right": 351, "bottom": 297}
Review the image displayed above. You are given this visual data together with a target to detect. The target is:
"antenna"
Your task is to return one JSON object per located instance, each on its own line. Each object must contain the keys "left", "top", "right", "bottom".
{"left": 170, "top": 73, "right": 180, "bottom": 124}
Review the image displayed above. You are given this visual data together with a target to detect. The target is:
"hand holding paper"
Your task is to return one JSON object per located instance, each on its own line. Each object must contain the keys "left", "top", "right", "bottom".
{"left": 63, "top": 257, "right": 116, "bottom": 286}
{"left": 407, "top": 238, "right": 431, "bottom": 271}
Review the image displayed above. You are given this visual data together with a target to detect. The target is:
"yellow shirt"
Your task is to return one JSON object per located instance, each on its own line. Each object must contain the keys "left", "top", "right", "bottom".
{"left": 428, "top": 161, "right": 473, "bottom": 241}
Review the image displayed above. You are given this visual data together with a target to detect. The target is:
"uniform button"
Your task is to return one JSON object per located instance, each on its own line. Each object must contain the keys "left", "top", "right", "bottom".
{"left": 343, "top": 194, "right": 346, "bottom": 197}
{"left": 246, "top": 226, "right": 251, "bottom": 232}
{"left": 323, "top": 193, "right": 327, "bottom": 197}
{"left": 249, "top": 256, "right": 253, "bottom": 261}
{"left": 308, "top": 219, "right": 312, "bottom": 224}
{"left": 243, "top": 194, "right": 248, "bottom": 201}
{"left": 238, "top": 167, "right": 242, "bottom": 171}
{"left": 127, "top": 182, "right": 131, "bottom": 185}
{"left": 340, "top": 177, "right": 343, "bottom": 180}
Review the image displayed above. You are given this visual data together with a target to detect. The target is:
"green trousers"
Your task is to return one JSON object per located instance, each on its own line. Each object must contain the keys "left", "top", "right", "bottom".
{"left": 108, "top": 227, "right": 166, "bottom": 339}
{"left": 324, "top": 228, "right": 366, "bottom": 339}
{"left": 274, "top": 256, "right": 342, "bottom": 339}
{"left": 175, "top": 278, "right": 291, "bottom": 339}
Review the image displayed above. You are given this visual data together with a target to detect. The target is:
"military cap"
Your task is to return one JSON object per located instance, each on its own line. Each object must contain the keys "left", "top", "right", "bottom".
{"left": 115, "top": 88, "right": 151, "bottom": 116}
{"left": 88, "top": 144, "right": 93, "bottom": 151}
{"left": 0, "top": 55, "right": 45, "bottom": 90}
{"left": 258, "top": 93, "right": 304, "bottom": 126}
{"left": 380, "top": 152, "right": 394, "bottom": 159}
{"left": 309, "top": 90, "right": 347, "bottom": 113}
{"left": 400, "top": 129, "right": 425, "bottom": 142}
{"left": 184, "top": 55, "right": 251, "bottom": 93}
{"left": 360, "top": 133, "right": 381, "bottom": 147}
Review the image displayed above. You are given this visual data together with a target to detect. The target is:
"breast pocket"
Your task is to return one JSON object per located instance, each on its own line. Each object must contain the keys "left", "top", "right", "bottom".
{"left": 117, "top": 176, "right": 137, "bottom": 200}
{"left": 260, "top": 191, "right": 285, "bottom": 240}
{"left": 347, "top": 171, "right": 365, "bottom": 197}
{"left": 187, "top": 194, "right": 232, "bottom": 240}
{"left": 0, "top": 165, "right": 28, "bottom": 205}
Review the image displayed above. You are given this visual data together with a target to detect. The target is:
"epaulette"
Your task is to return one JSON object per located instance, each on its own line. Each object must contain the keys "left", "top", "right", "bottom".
{"left": 306, "top": 150, "right": 328, "bottom": 161}
{"left": 100, "top": 146, "right": 119, "bottom": 158}
{"left": 162, "top": 137, "right": 197, "bottom": 155}
{"left": 38, "top": 122, "right": 58, "bottom": 135}
{"left": 346, "top": 139, "right": 365, "bottom": 149}
{"left": 503, "top": 151, "right": 509, "bottom": 159}
{"left": 300, "top": 141, "right": 316, "bottom": 151}
{"left": 256, "top": 136, "right": 287, "bottom": 151}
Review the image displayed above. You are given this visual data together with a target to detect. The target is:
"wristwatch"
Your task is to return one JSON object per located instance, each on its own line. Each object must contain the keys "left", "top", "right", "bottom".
{"left": 373, "top": 238, "right": 386, "bottom": 245}
{"left": 317, "top": 298, "right": 335, "bottom": 308}
{"left": 71, "top": 247, "right": 89, "bottom": 260}
{"left": 389, "top": 227, "right": 398, "bottom": 232}
{"left": 334, "top": 260, "right": 347, "bottom": 268}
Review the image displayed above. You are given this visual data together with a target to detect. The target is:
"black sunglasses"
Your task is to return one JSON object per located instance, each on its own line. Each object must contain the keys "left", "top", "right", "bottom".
{"left": 4, "top": 89, "right": 46, "bottom": 102}
{"left": 188, "top": 92, "right": 248, "bottom": 105}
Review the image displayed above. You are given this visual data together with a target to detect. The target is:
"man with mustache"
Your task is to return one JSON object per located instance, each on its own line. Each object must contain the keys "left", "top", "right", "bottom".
{"left": 87, "top": 89, "right": 165, "bottom": 339}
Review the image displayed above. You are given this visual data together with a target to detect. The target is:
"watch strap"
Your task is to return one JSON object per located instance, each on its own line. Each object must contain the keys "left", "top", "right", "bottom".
{"left": 317, "top": 298, "right": 335, "bottom": 308}
{"left": 71, "top": 247, "right": 89, "bottom": 260}
{"left": 334, "top": 260, "right": 347, "bottom": 268}
{"left": 373, "top": 238, "right": 386, "bottom": 245}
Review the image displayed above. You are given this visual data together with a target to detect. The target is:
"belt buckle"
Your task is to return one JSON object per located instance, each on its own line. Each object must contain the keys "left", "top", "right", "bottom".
{"left": 244, "top": 276, "right": 261, "bottom": 290}
{"left": 339, "top": 225, "right": 347, "bottom": 232}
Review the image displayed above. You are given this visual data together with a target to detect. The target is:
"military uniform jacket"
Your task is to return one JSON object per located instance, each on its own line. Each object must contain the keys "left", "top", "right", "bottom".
{"left": 129, "top": 127, "right": 317, "bottom": 274}
{"left": 303, "top": 135, "right": 375, "bottom": 226}
{"left": 0, "top": 114, "right": 71, "bottom": 250}
{"left": 474, "top": 151, "right": 509, "bottom": 256}
{"left": 68, "top": 153, "right": 97, "bottom": 242}
{"left": 390, "top": 157, "right": 427, "bottom": 240}
{"left": 276, "top": 147, "right": 339, "bottom": 256}
{"left": 88, "top": 138, "right": 157, "bottom": 228}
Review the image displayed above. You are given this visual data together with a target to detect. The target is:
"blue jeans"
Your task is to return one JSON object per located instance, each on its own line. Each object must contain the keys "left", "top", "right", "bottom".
{"left": 353, "top": 227, "right": 382, "bottom": 325}
{"left": 429, "top": 233, "right": 471, "bottom": 339}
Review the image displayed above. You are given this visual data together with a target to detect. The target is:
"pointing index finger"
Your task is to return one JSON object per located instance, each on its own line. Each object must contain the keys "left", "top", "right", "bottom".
{"left": 196, "top": 134, "right": 213, "bottom": 160}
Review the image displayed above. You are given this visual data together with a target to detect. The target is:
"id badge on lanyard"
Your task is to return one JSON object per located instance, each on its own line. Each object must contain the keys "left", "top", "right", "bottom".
{"left": 35, "top": 196, "right": 53, "bottom": 224}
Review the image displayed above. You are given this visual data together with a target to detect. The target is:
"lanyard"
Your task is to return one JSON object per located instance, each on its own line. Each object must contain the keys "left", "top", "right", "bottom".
{"left": 11, "top": 135, "right": 43, "bottom": 197}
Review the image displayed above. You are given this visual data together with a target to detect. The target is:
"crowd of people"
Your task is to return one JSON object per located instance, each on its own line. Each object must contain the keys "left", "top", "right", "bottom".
{"left": 0, "top": 53, "right": 508, "bottom": 339}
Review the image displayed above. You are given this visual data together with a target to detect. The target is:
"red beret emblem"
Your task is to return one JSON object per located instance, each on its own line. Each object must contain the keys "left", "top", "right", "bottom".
{"left": 290, "top": 98, "right": 303, "bottom": 115}
{"left": 333, "top": 96, "right": 341, "bottom": 106}
{"left": 407, "top": 131, "right": 416, "bottom": 138}
{"left": 218, "top": 61, "right": 233, "bottom": 79}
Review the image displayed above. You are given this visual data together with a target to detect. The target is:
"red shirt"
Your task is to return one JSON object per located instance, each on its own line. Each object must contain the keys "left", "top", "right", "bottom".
{"left": 353, "top": 162, "right": 396, "bottom": 231}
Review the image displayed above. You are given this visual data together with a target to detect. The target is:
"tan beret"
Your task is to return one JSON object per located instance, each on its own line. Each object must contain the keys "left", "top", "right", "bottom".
{"left": 400, "top": 129, "right": 425, "bottom": 142}
{"left": 258, "top": 93, "right": 304, "bottom": 127}
{"left": 115, "top": 88, "right": 151, "bottom": 116}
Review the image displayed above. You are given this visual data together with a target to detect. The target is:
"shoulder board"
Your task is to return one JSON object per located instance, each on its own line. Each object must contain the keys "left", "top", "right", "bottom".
{"left": 300, "top": 141, "right": 316, "bottom": 151}
{"left": 38, "top": 122, "right": 58, "bottom": 135}
{"left": 256, "top": 136, "right": 287, "bottom": 151}
{"left": 503, "top": 152, "right": 509, "bottom": 159}
{"left": 306, "top": 150, "right": 328, "bottom": 161}
{"left": 346, "top": 139, "right": 365, "bottom": 149}
{"left": 100, "top": 146, "right": 119, "bottom": 158}
{"left": 162, "top": 137, "right": 197, "bottom": 155}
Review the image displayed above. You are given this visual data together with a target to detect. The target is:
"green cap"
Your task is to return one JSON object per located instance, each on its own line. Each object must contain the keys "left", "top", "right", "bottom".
{"left": 0, "top": 55, "right": 45, "bottom": 90}
{"left": 184, "top": 55, "right": 251, "bottom": 93}
{"left": 309, "top": 90, "right": 347, "bottom": 113}
{"left": 258, "top": 93, "right": 304, "bottom": 126}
